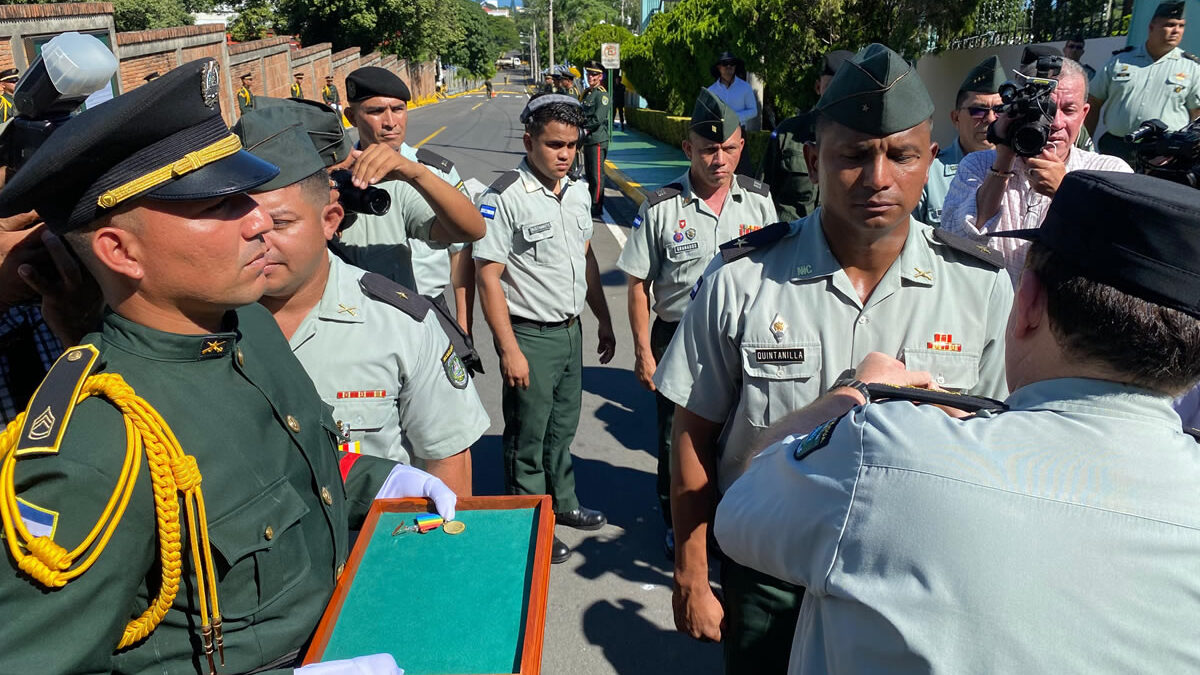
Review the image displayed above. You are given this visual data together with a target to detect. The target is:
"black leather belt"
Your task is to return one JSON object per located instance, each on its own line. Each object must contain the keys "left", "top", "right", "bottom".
{"left": 511, "top": 315, "right": 579, "bottom": 329}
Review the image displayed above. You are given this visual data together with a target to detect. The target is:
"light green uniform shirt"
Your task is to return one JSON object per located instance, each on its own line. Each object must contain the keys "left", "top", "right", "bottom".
{"left": 289, "top": 254, "right": 489, "bottom": 464}
{"left": 654, "top": 211, "right": 1012, "bottom": 491}
{"left": 336, "top": 167, "right": 438, "bottom": 293}
{"left": 400, "top": 142, "right": 468, "bottom": 297}
{"left": 616, "top": 171, "right": 777, "bottom": 322}
{"left": 1091, "top": 45, "right": 1200, "bottom": 136}
{"left": 914, "top": 141, "right": 966, "bottom": 226}
{"left": 472, "top": 159, "right": 594, "bottom": 321}
{"left": 716, "top": 378, "right": 1200, "bottom": 674}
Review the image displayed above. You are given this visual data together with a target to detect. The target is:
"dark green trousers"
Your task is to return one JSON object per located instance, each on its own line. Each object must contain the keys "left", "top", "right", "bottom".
{"left": 652, "top": 317, "right": 678, "bottom": 528}
{"left": 502, "top": 319, "right": 582, "bottom": 513}
{"left": 583, "top": 142, "right": 607, "bottom": 216}
{"left": 721, "top": 554, "right": 803, "bottom": 675}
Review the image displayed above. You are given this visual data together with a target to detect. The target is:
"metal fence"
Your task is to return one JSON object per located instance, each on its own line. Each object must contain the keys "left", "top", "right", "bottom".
{"left": 946, "top": 13, "right": 1131, "bottom": 50}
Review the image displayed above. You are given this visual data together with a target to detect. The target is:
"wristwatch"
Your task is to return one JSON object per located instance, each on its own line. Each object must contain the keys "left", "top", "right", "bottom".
{"left": 831, "top": 368, "right": 871, "bottom": 404}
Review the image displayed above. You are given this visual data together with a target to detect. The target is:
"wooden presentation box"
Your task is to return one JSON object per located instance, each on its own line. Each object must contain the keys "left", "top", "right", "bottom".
{"left": 303, "top": 495, "right": 554, "bottom": 675}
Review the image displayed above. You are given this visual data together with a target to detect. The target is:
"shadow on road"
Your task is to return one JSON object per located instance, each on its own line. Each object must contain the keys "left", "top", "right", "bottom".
{"left": 582, "top": 365, "right": 655, "bottom": 456}
{"left": 582, "top": 598, "right": 722, "bottom": 675}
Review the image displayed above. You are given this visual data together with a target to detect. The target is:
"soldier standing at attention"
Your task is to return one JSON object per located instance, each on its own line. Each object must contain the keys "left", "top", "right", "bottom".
{"left": 1086, "top": 1, "right": 1200, "bottom": 164}
{"left": 291, "top": 71, "right": 305, "bottom": 99}
{"left": 474, "top": 94, "right": 617, "bottom": 565}
{"left": 321, "top": 74, "right": 340, "bottom": 109}
{"left": 0, "top": 68, "right": 18, "bottom": 123}
{"left": 616, "top": 89, "right": 776, "bottom": 560}
{"left": 579, "top": 61, "right": 612, "bottom": 218}
{"left": 237, "top": 71, "right": 256, "bottom": 115}
{"left": 654, "top": 44, "right": 1013, "bottom": 674}
{"left": 0, "top": 59, "right": 454, "bottom": 675}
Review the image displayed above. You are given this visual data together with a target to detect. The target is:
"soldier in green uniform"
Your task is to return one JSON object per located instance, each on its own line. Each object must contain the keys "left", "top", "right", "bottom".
{"left": 235, "top": 100, "right": 489, "bottom": 498}
{"left": 474, "top": 94, "right": 617, "bottom": 565}
{"left": 654, "top": 44, "right": 1013, "bottom": 675}
{"left": 237, "top": 71, "right": 256, "bottom": 115}
{"left": 321, "top": 74, "right": 340, "bottom": 108}
{"left": 616, "top": 89, "right": 776, "bottom": 559}
{"left": 540, "top": 70, "right": 554, "bottom": 94}
{"left": 1087, "top": 1, "right": 1200, "bottom": 164}
{"left": 291, "top": 72, "right": 305, "bottom": 99}
{"left": 0, "top": 68, "right": 17, "bottom": 123}
{"left": 579, "top": 61, "right": 612, "bottom": 217}
{"left": 757, "top": 50, "right": 852, "bottom": 222}
{"left": 914, "top": 55, "right": 1005, "bottom": 226}
{"left": 0, "top": 59, "right": 455, "bottom": 675}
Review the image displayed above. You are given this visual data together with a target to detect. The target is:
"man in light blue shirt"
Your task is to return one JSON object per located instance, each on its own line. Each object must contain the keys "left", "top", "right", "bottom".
{"left": 708, "top": 51, "right": 757, "bottom": 127}
{"left": 716, "top": 170, "right": 1200, "bottom": 674}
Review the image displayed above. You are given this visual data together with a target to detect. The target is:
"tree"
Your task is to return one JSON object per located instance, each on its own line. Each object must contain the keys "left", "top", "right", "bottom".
{"left": 488, "top": 14, "right": 522, "bottom": 55}
{"left": 279, "top": 0, "right": 457, "bottom": 58}
{"left": 229, "top": 0, "right": 278, "bottom": 42}
{"left": 566, "top": 23, "right": 632, "bottom": 66}
{"left": 5, "top": 0, "right": 195, "bottom": 31}
{"left": 442, "top": 0, "right": 498, "bottom": 78}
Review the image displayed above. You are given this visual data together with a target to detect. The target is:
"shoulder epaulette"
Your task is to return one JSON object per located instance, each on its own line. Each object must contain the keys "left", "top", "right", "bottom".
{"left": 1112, "top": 45, "right": 1134, "bottom": 55}
{"left": 415, "top": 147, "right": 454, "bottom": 174}
{"left": 489, "top": 170, "right": 521, "bottom": 194}
{"left": 719, "top": 220, "right": 791, "bottom": 263}
{"left": 646, "top": 183, "right": 683, "bottom": 207}
{"left": 1183, "top": 51, "right": 1199, "bottom": 65}
{"left": 359, "top": 273, "right": 433, "bottom": 323}
{"left": 931, "top": 228, "right": 1005, "bottom": 269}
{"left": 865, "top": 383, "right": 1008, "bottom": 413}
{"left": 736, "top": 174, "right": 770, "bottom": 197}
{"left": 1185, "top": 427, "right": 1200, "bottom": 442}
{"left": 16, "top": 345, "right": 100, "bottom": 455}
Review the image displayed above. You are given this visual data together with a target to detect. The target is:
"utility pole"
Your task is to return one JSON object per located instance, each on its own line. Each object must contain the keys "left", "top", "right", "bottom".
{"left": 548, "top": 0, "right": 555, "bottom": 73}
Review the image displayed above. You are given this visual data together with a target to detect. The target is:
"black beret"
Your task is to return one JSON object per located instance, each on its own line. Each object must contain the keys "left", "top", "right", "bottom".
{"left": 0, "top": 68, "right": 19, "bottom": 83}
{"left": 992, "top": 171, "right": 1200, "bottom": 318}
{"left": 345, "top": 67, "right": 410, "bottom": 103}
{"left": 0, "top": 58, "right": 277, "bottom": 234}
{"left": 1154, "top": 1, "right": 1184, "bottom": 19}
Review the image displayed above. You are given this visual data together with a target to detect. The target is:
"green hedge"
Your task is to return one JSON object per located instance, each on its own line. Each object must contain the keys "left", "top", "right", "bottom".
{"left": 627, "top": 108, "right": 772, "bottom": 171}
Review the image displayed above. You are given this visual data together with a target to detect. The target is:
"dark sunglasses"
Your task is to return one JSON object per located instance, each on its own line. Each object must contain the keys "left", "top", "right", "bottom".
{"left": 963, "top": 105, "right": 1003, "bottom": 119}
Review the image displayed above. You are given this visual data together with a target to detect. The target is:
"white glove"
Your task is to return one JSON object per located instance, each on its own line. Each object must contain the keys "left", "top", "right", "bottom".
{"left": 374, "top": 463, "right": 456, "bottom": 521}
{"left": 295, "top": 653, "right": 403, "bottom": 675}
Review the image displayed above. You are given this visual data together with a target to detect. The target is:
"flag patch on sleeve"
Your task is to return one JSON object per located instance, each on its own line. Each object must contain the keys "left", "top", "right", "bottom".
{"left": 479, "top": 204, "right": 497, "bottom": 219}
{"left": 632, "top": 215, "right": 642, "bottom": 229}
{"left": 17, "top": 498, "right": 57, "bottom": 539}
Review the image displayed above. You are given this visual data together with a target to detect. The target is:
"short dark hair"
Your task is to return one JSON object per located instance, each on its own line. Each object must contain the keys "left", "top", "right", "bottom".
{"left": 524, "top": 94, "right": 584, "bottom": 136}
{"left": 1027, "top": 242, "right": 1200, "bottom": 395}
{"left": 296, "top": 169, "right": 331, "bottom": 209}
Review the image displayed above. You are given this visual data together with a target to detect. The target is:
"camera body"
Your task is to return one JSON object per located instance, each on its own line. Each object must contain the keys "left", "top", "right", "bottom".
{"left": 1126, "top": 117, "right": 1200, "bottom": 188}
{"left": 988, "top": 56, "right": 1061, "bottom": 157}
{"left": 329, "top": 169, "right": 391, "bottom": 216}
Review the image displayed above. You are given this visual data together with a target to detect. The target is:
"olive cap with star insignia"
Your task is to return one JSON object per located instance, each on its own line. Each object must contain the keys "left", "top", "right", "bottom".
{"left": 233, "top": 104, "right": 328, "bottom": 192}
{"left": 813, "top": 43, "right": 934, "bottom": 136}
{"left": 690, "top": 88, "right": 740, "bottom": 142}
{"left": 345, "top": 66, "right": 410, "bottom": 103}
{"left": 960, "top": 55, "right": 1005, "bottom": 95}
{"left": 249, "top": 97, "right": 353, "bottom": 166}
{"left": 1154, "top": 1, "right": 1184, "bottom": 19}
{"left": 990, "top": 171, "right": 1200, "bottom": 318}
{"left": 0, "top": 58, "right": 278, "bottom": 234}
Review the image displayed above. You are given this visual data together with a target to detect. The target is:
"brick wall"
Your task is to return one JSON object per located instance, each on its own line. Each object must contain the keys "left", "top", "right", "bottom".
{"left": 229, "top": 36, "right": 292, "bottom": 101}
{"left": 288, "top": 42, "right": 331, "bottom": 100}
{"left": 361, "top": 51, "right": 382, "bottom": 69}
{"left": 0, "top": 37, "right": 13, "bottom": 72}
{"left": 116, "top": 24, "right": 231, "bottom": 120}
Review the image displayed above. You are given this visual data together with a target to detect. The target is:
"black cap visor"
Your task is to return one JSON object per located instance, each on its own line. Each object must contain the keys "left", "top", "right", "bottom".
{"left": 144, "top": 149, "right": 280, "bottom": 201}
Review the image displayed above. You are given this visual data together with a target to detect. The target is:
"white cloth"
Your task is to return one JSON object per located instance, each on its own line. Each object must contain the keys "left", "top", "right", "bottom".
{"left": 297, "top": 653, "right": 403, "bottom": 675}
{"left": 939, "top": 147, "right": 1131, "bottom": 282}
{"left": 708, "top": 77, "right": 757, "bottom": 125}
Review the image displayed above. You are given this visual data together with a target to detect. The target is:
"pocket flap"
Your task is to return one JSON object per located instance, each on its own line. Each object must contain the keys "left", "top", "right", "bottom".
{"left": 742, "top": 343, "right": 821, "bottom": 380}
{"left": 208, "top": 478, "right": 311, "bottom": 566}
{"left": 328, "top": 398, "right": 393, "bottom": 433}
{"left": 522, "top": 222, "right": 555, "bottom": 242}
{"left": 904, "top": 348, "right": 981, "bottom": 391}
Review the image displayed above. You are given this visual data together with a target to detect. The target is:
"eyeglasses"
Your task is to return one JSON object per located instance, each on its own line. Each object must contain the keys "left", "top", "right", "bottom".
{"left": 962, "top": 105, "right": 1003, "bottom": 119}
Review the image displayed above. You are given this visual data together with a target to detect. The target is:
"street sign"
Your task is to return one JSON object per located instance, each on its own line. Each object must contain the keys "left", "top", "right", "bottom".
{"left": 601, "top": 43, "right": 620, "bottom": 69}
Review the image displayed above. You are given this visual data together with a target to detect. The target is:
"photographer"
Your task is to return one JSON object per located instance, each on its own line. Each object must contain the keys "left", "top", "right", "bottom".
{"left": 941, "top": 57, "right": 1131, "bottom": 282}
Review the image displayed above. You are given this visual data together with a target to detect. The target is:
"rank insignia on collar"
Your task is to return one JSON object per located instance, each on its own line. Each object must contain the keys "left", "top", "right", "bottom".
{"left": 200, "top": 339, "right": 226, "bottom": 356}
{"left": 913, "top": 267, "right": 933, "bottom": 281}
{"left": 770, "top": 313, "right": 788, "bottom": 343}
{"left": 733, "top": 237, "right": 748, "bottom": 248}
{"left": 337, "top": 304, "right": 359, "bottom": 316}
{"left": 396, "top": 291, "right": 408, "bottom": 300}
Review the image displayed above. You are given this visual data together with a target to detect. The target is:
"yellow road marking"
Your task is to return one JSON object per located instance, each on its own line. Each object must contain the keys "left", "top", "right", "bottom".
{"left": 414, "top": 126, "right": 446, "bottom": 148}
{"left": 471, "top": 102, "right": 484, "bottom": 111}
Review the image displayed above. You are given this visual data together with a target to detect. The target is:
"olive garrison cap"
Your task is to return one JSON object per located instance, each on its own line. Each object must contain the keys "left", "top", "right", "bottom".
{"left": 1020, "top": 44, "right": 1062, "bottom": 66}
{"left": 251, "top": 97, "right": 353, "bottom": 167}
{"left": 1154, "top": 1, "right": 1185, "bottom": 19}
{"left": 345, "top": 66, "right": 411, "bottom": 102}
{"left": 690, "top": 88, "right": 739, "bottom": 142}
{"left": 960, "top": 55, "right": 1006, "bottom": 95}
{"left": 821, "top": 50, "right": 855, "bottom": 76}
{"left": 0, "top": 58, "right": 278, "bottom": 234}
{"left": 814, "top": 43, "right": 934, "bottom": 136}
{"left": 234, "top": 99, "right": 345, "bottom": 192}
{"left": 991, "top": 171, "right": 1200, "bottom": 318}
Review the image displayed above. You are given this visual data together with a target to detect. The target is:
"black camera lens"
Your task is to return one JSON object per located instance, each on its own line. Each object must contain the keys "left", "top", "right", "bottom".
{"left": 330, "top": 169, "right": 391, "bottom": 216}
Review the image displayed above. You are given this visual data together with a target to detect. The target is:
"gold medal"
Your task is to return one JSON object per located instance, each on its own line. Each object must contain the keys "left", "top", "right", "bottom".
{"left": 442, "top": 520, "right": 466, "bottom": 535}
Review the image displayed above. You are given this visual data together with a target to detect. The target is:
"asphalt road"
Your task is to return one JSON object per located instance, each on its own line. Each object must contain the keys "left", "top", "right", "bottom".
{"left": 404, "top": 78, "right": 723, "bottom": 674}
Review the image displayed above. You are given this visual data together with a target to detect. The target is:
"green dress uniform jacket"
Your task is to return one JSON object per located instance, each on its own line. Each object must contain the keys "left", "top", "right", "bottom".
{"left": 289, "top": 254, "right": 489, "bottom": 465}
{"left": 291, "top": 82, "right": 304, "bottom": 99}
{"left": 616, "top": 171, "right": 777, "bottom": 322}
{"left": 580, "top": 85, "right": 611, "bottom": 147}
{"left": 716, "top": 378, "right": 1200, "bottom": 674}
{"left": 0, "top": 305, "right": 395, "bottom": 674}
{"left": 1091, "top": 44, "right": 1200, "bottom": 137}
{"left": 0, "top": 92, "right": 13, "bottom": 123}
{"left": 654, "top": 211, "right": 1012, "bottom": 492}
{"left": 322, "top": 84, "right": 340, "bottom": 106}
{"left": 237, "top": 86, "right": 255, "bottom": 115}
{"left": 757, "top": 112, "right": 817, "bottom": 222}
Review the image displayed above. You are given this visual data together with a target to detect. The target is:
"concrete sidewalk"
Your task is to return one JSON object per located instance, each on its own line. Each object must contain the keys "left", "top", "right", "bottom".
{"left": 602, "top": 127, "right": 689, "bottom": 207}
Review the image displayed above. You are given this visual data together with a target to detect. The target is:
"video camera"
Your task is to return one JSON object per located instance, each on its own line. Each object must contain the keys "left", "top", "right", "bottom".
{"left": 1125, "top": 117, "right": 1200, "bottom": 188}
{"left": 1, "top": 32, "right": 118, "bottom": 173}
{"left": 987, "top": 56, "right": 1061, "bottom": 158}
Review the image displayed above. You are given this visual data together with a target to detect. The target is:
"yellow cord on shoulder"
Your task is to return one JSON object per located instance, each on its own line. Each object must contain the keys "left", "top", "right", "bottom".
{"left": 0, "top": 373, "right": 225, "bottom": 672}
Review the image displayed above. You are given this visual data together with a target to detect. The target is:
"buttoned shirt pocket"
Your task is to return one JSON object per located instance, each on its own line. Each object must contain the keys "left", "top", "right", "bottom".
{"left": 207, "top": 477, "right": 313, "bottom": 618}
{"left": 1165, "top": 72, "right": 1189, "bottom": 101}
{"left": 740, "top": 342, "right": 822, "bottom": 427}
{"left": 329, "top": 398, "right": 394, "bottom": 439}
{"left": 520, "top": 221, "right": 557, "bottom": 265}
{"left": 904, "top": 348, "right": 981, "bottom": 392}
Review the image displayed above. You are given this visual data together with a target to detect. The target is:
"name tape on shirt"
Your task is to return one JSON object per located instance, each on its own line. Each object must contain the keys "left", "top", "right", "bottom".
{"left": 755, "top": 348, "right": 805, "bottom": 364}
